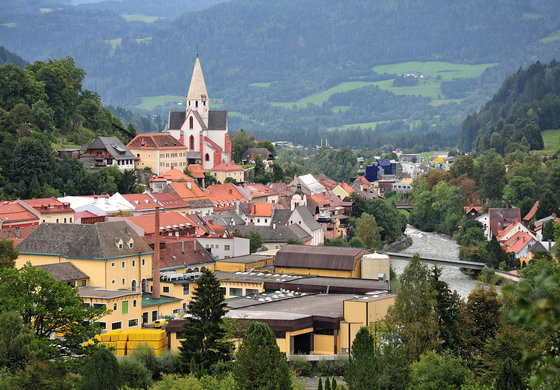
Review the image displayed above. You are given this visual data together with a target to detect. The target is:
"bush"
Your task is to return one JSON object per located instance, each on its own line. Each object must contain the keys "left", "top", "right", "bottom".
{"left": 317, "top": 359, "right": 333, "bottom": 376}
{"left": 289, "top": 355, "right": 313, "bottom": 377}
{"left": 119, "top": 358, "right": 153, "bottom": 390}
{"left": 131, "top": 344, "right": 159, "bottom": 379}
{"left": 158, "top": 350, "right": 182, "bottom": 375}
{"left": 331, "top": 356, "right": 349, "bottom": 377}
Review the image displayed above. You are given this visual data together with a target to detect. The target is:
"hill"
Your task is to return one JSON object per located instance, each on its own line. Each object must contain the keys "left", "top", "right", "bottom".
{"left": 458, "top": 59, "right": 560, "bottom": 154}
{"left": 0, "top": 45, "right": 26, "bottom": 67}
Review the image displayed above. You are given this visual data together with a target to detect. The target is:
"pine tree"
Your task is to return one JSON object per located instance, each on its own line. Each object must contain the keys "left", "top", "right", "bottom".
{"left": 233, "top": 322, "right": 292, "bottom": 390}
{"left": 81, "top": 347, "right": 121, "bottom": 390}
{"left": 317, "top": 377, "right": 323, "bottom": 390}
{"left": 344, "top": 327, "right": 379, "bottom": 390}
{"left": 180, "top": 269, "right": 232, "bottom": 374}
{"left": 430, "top": 266, "right": 462, "bottom": 352}
{"left": 495, "top": 358, "right": 525, "bottom": 390}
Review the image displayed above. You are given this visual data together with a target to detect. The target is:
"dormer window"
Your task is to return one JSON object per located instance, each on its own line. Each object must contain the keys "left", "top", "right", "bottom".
{"left": 116, "top": 239, "right": 124, "bottom": 250}
{"left": 128, "top": 238, "right": 134, "bottom": 249}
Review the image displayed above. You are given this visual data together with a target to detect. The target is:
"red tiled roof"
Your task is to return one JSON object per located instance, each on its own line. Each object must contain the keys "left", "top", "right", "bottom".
{"left": 143, "top": 237, "right": 214, "bottom": 268}
{"left": 169, "top": 182, "right": 207, "bottom": 202}
{"left": 21, "top": 197, "right": 73, "bottom": 214}
{"left": 497, "top": 221, "right": 522, "bottom": 241}
{"left": 205, "top": 183, "right": 249, "bottom": 209}
{"left": 186, "top": 164, "right": 206, "bottom": 179}
{"left": 506, "top": 234, "right": 534, "bottom": 254}
{"left": 248, "top": 203, "right": 273, "bottom": 217}
{"left": 121, "top": 194, "right": 158, "bottom": 211}
{"left": 150, "top": 168, "right": 194, "bottom": 183}
{"left": 125, "top": 211, "right": 194, "bottom": 235}
{"left": 523, "top": 200, "right": 540, "bottom": 221}
{"left": 503, "top": 230, "right": 524, "bottom": 247}
{"left": 339, "top": 182, "right": 355, "bottom": 195}
{"left": 210, "top": 162, "right": 244, "bottom": 172}
{"left": 464, "top": 206, "right": 483, "bottom": 214}
{"left": 127, "top": 133, "right": 186, "bottom": 149}
{"left": 243, "top": 183, "right": 280, "bottom": 199}
{"left": 75, "top": 211, "right": 97, "bottom": 219}
{"left": 0, "top": 201, "right": 39, "bottom": 224}
{"left": 150, "top": 193, "right": 189, "bottom": 210}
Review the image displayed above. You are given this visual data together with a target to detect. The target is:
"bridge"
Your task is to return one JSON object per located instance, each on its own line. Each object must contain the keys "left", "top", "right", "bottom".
{"left": 385, "top": 251, "right": 485, "bottom": 270}
{"left": 391, "top": 201, "right": 413, "bottom": 212}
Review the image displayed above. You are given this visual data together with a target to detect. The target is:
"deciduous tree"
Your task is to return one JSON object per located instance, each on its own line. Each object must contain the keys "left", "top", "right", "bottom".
{"left": 344, "top": 327, "right": 379, "bottom": 390}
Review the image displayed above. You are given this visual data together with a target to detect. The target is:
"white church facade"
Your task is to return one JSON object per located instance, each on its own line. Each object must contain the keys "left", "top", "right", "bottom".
{"left": 165, "top": 56, "right": 232, "bottom": 170}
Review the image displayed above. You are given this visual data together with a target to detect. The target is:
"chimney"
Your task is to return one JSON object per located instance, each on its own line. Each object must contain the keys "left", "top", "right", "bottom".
{"left": 152, "top": 206, "right": 161, "bottom": 299}
{"left": 187, "top": 181, "right": 191, "bottom": 190}
{"left": 273, "top": 223, "right": 276, "bottom": 230}
{"left": 251, "top": 152, "right": 254, "bottom": 161}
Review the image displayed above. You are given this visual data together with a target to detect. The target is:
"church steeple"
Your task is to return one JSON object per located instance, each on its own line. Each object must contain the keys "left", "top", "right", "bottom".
{"left": 186, "top": 56, "right": 209, "bottom": 120}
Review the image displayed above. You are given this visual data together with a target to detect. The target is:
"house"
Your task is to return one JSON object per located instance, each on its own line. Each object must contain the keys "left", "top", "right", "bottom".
{"left": 149, "top": 167, "right": 195, "bottom": 193}
{"left": 505, "top": 233, "right": 537, "bottom": 264}
{"left": 231, "top": 224, "right": 312, "bottom": 251}
{"left": 205, "top": 183, "right": 250, "bottom": 212}
{"left": 127, "top": 133, "right": 188, "bottom": 175}
{"left": 523, "top": 200, "right": 540, "bottom": 223}
{"left": 289, "top": 174, "right": 326, "bottom": 195}
{"left": 185, "top": 164, "right": 206, "bottom": 188}
{"left": 148, "top": 192, "right": 191, "bottom": 216}
{"left": 120, "top": 193, "right": 159, "bottom": 215}
{"left": 36, "top": 262, "right": 90, "bottom": 287}
{"left": 196, "top": 235, "right": 250, "bottom": 260}
{"left": 488, "top": 208, "right": 521, "bottom": 240}
{"left": 164, "top": 56, "right": 232, "bottom": 170}
{"left": 242, "top": 148, "right": 274, "bottom": 170}
{"left": 16, "top": 221, "right": 153, "bottom": 292}
{"left": 464, "top": 206, "right": 483, "bottom": 218}
{"left": 332, "top": 182, "right": 354, "bottom": 201}
{"left": 20, "top": 197, "right": 75, "bottom": 224}
{"left": 0, "top": 200, "right": 40, "bottom": 242}
{"left": 497, "top": 221, "right": 535, "bottom": 243}
{"left": 121, "top": 211, "right": 196, "bottom": 237}
{"left": 242, "top": 183, "right": 280, "bottom": 204}
{"left": 83, "top": 136, "right": 137, "bottom": 171}
{"left": 210, "top": 162, "right": 245, "bottom": 184}
{"left": 241, "top": 203, "right": 275, "bottom": 226}
{"left": 164, "top": 182, "right": 215, "bottom": 216}
{"left": 274, "top": 245, "right": 371, "bottom": 279}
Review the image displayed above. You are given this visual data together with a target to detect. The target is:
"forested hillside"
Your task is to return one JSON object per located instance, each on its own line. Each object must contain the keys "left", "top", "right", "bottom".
{"left": 459, "top": 60, "right": 560, "bottom": 153}
{"left": 2, "top": 0, "right": 560, "bottom": 149}
{"left": 0, "top": 46, "right": 26, "bottom": 67}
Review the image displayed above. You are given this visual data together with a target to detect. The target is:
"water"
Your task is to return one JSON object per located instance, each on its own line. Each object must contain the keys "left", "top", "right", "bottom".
{"left": 391, "top": 225, "right": 479, "bottom": 299}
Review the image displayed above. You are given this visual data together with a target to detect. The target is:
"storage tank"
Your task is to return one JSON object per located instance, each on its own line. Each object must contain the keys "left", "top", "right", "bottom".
{"left": 361, "top": 253, "right": 390, "bottom": 281}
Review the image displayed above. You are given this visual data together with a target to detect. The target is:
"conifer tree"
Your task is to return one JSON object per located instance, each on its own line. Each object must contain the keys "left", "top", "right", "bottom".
{"left": 233, "top": 322, "right": 291, "bottom": 390}
{"left": 81, "top": 347, "right": 121, "bottom": 390}
{"left": 344, "top": 327, "right": 379, "bottom": 390}
{"left": 180, "top": 269, "right": 232, "bottom": 374}
{"left": 430, "top": 266, "right": 462, "bottom": 352}
{"left": 317, "top": 377, "right": 323, "bottom": 390}
{"left": 494, "top": 358, "right": 525, "bottom": 390}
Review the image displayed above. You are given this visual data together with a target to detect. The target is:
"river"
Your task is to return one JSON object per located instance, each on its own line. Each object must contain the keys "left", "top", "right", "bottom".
{"left": 391, "top": 225, "right": 479, "bottom": 299}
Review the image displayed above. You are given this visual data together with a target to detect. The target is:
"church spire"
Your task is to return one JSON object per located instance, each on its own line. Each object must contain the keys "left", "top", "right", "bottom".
{"left": 187, "top": 56, "right": 208, "bottom": 101}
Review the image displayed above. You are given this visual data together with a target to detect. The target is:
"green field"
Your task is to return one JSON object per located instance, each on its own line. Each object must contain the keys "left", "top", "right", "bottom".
{"left": 271, "top": 81, "right": 378, "bottom": 108}
{"left": 372, "top": 79, "right": 443, "bottom": 98}
{"left": 430, "top": 98, "right": 464, "bottom": 106}
{"left": 135, "top": 95, "right": 185, "bottom": 111}
{"left": 135, "top": 37, "right": 152, "bottom": 44}
{"left": 372, "top": 61, "right": 497, "bottom": 80}
{"left": 523, "top": 13, "right": 544, "bottom": 20}
{"left": 537, "top": 129, "right": 560, "bottom": 154}
{"left": 105, "top": 38, "right": 122, "bottom": 55}
{"left": 121, "top": 14, "right": 165, "bottom": 23}
{"left": 250, "top": 82, "right": 272, "bottom": 87}
{"left": 328, "top": 119, "right": 419, "bottom": 132}
{"left": 2, "top": 22, "right": 15, "bottom": 28}
{"left": 540, "top": 30, "right": 560, "bottom": 44}
{"left": 229, "top": 111, "right": 250, "bottom": 120}
{"left": 332, "top": 106, "right": 350, "bottom": 113}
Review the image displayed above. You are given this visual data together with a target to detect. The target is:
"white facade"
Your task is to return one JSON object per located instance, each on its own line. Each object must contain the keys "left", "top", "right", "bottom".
{"left": 196, "top": 236, "right": 250, "bottom": 259}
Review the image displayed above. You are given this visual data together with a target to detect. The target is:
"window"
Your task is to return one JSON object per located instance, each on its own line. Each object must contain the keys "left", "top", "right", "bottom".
{"left": 163, "top": 286, "right": 170, "bottom": 293}
{"left": 112, "top": 280, "right": 116, "bottom": 285}
{"left": 224, "top": 245, "right": 230, "bottom": 251}
{"left": 152, "top": 310, "right": 158, "bottom": 321}
{"left": 122, "top": 278, "right": 125, "bottom": 286}
{"left": 189, "top": 117, "right": 194, "bottom": 129}
{"left": 205, "top": 153, "right": 210, "bottom": 161}
{"left": 56, "top": 218, "right": 59, "bottom": 223}
{"left": 229, "top": 287, "right": 242, "bottom": 297}
{"left": 122, "top": 261, "right": 125, "bottom": 268}
{"left": 142, "top": 258, "right": 145, "bottom": 266}
{"left": 246, "top": 288, "right": 259, "bottom": 296}
{"left": 129, "top": 241, "right": 134, "bottom": 249}
{"left": 64, "top": 218, "right": 67, "bottom": 223}
{"left": 183, "top": 284, "right": 190, "bottom": 295}
{"left": 142, "top": 312, "right": 148, "bottom": 324}
{"left": 122, "top": 301, "right": 128, "bottom": 315}
{"left": 111, "top": 322, "right": 122, "bottom": 330}
{"left": 83, "top": 303, "right": 91, "bottom": 309}
{"left": 219, "top": 287, "right": 227, "bottom": 296}
{"left": 133, "top": 299, "right": 137, "bottom": 307}
{"left": 93, "top": 303, "right": 106, "bottom": 310}
{"left": 98, "top": 322, "right": 106, "bottom": 330}
{"left": 189, "top": 135, "right": 194, "bottom": 149}
{"left": 132, "top": 260, "right": 136, "bottom": 267}
{"left": 69, "top": 218, "right": 72, "bottom": 223}
{"left": 195, "top": 101, "right": 198, "bottom": 108}
{"left": 173, "top": 309, "right": 181, "bottom": 316}
{"left": 128, "top": 319, "right": 138, "bottom": 327}
{"left": 113, "top": 303, "right": 118, "bottom": 311}
{"left": 118, "top": 243, "right": 123, "bottom": 249}
{"left": 111, "top": 262, "right": 115, "bottom": 267}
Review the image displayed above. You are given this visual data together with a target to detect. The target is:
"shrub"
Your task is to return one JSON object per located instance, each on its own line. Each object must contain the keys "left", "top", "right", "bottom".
{"left": 119, "top": 358, "right": 153, "bottom": 390}
{"left": 158, "top": 350, "right": 182, "bottom": 375}
{"left": 289, "top": 355, "right": 313, "bottom": 377}
{"left": 131, "top": 344, "right": 159, "bottom": 379}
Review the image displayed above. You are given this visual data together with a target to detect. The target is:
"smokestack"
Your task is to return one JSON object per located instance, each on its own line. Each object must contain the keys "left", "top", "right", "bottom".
{"left": 152, "top": 206, "right": 161, "bottom": 299}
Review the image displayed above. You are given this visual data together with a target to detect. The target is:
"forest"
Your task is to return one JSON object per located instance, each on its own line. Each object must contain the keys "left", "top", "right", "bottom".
{"left": 460, "top": 60, "right": 560, "bottom": 153}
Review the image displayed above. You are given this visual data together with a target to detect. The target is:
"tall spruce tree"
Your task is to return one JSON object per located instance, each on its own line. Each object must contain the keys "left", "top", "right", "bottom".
{"left": 180, "top": 269, "right": 232, "bottom": 374}
{"left": 344, "top": 326, "right": 379, "bottom": 390}
{"left": 494, "top": 358, "right": 525, "bottom": 390}
{"left": 430, "top": 266, "right": 462, "bottom": 353}
{"left": 233, "top": 322, "right": 291, "bottom": 390}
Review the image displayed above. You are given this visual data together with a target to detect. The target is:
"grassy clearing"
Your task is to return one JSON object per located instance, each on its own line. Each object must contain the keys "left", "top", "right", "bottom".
{"left": 105, "top": 38, "right": 122, "bottom": 55}
{"left": 537, "top": 129, "right": 560, "bottom": 154}
{"left": 121, "top": 14, "right": 165, "bottom": 23}
{"left": 229, "top": 111, "right": 250, "bottom": 120}
{"left": 135, "top": 95, "right": 185, "bottom": 111}
{"left": 523, "top": 13, "right": 544, "bottom": 19}
{"left": 372, "top": 61, "right": 497, "bottom": 80}
{"left": 250, "top": 82, "right": 271, "bottom": 87}
{"left": 430, "top": 98, "right": 464, "bottom": 106}
{"left": 332, "top": 106, "right": 351, "bottom": 113}
{"left": 2, "top": 22, "right": 15, "bottom": 28}
{"left": 135, "top": 37, "right": 152, "bottom": 44}
{"left": 272, "top": 81, "right": 378, "bottom": 108}
{"left": 328, "top": 119, "right": 417, "bottom": 131}
{"left": 373, "top": 79, "right": 443, "bottom": 98}
{"left": 540, "top": 30, "right": 560, "bottom": 44}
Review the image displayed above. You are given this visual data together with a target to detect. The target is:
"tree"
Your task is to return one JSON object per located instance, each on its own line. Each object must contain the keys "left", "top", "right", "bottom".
{"left": 0, "top": 263, "right": 107, "bottom": 359}
{"left": 384, "top": 254, "right": 439, "bottom": 362}
{"left": 118, "top": 169, "right": 138, "bottom": 194}
{"left": 354, "top": 213, "right": 381, "bottom": 249}
{"left": 543, "top": 219, "right": 555, "bottom": 241}
{"left": 180, "top": 269, "right": 232, "bottom": 374}
{"left": 430, "top": 266, "right": 462, "bottom": 353}
{"left": 494, "top": 358, "right": 525, "bottom": 390}
{"left": 484, "top": 235, "right": 509, "bottom": 269}
{"left": 231, "top": 129, "right": 255, "bottom": 163}
{"left": 0, "top": 311, "right": 35, "bottom": 373}
{"left": 118, "top": 358, "right": 153, "bottom": 390}
{"left": 0, "top": 240, "right": 18, "bottom": 268}
{"left": 248, "top": 231, "right": 263, "bottom": 253}
{"left": 81, "top": 347, "right": 121, "bottom": 390}
{"left": 409, "top": 351, "right": 472, "bottom": 390}
{"left": 344, "top": 327, "right": 379, "bottom": 390}
{"left": 233, "top": 322, "right": 291, "bottom": 390}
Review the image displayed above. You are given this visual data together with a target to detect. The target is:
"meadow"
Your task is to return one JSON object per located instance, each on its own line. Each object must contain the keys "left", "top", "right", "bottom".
{"left": 135, "top": 95, "right": 185, "bottom": 111}
{"left": 540, "top": 30, "right": 560, "bottom": 44}
{"left": 371, "top": 61, "right": 497, "bottom": 80}
{"left": 537, "top": 129, "right": 560, "bottom": 154}
{"left": 121, "top": 14, "right": 165, "bottom": 23}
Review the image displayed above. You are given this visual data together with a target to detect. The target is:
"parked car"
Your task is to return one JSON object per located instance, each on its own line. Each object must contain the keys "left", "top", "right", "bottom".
{"left": 154, "top": 318, "right": 168, "bottom": 328}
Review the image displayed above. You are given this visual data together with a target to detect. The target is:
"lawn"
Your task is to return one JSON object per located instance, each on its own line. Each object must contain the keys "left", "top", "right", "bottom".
{"left": 121, "top": 14, "right": 165, "bottom": 23}
{"left": 271, "top": 81, "right": 379, "bottom": 108}
{"left": 537, "top": 129, "right": 560, "bottom": 154}
{"left": 540, "top": 30, "right": 560, "bottom": 44}
{"left": 135, "top": 95, "right": 185, "bottom": 111}
{"left": 372, "top": 61, "right": 497, "bottom": 81}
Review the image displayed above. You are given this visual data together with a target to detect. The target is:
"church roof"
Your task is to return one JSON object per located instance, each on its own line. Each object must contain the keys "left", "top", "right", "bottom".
{"left": 187, "top": 57, "right": 208, "bottom": 101}
{"left": 208, "top": 111, "right": 227, "bottom": 130}
{"left": 168, "top": 111, "right": 186, "bottom": 130}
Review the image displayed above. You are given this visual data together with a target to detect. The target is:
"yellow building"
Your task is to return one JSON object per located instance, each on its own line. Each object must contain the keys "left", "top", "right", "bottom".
{"left": 19, "top": 197, "right": 75, "bottom": 224}
{"left": 127, "top": 133, "right": 188, "bottom": 175}
{"left": 80, "top": 287, "right": 143, "bottom": 332}
{"left": 210, "top": 162, "right": 245, "bottom": 184}
{"left": 214, "top": 253, "right": 275, "bottom": 273}
{"left": 274, "top": 245, "right": 370, "bottom": 279}
{"left": 16, "top": 221, "right": 154, "bottom": 292}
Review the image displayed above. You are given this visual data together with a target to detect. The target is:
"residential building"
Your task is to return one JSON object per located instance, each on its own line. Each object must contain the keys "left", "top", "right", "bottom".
{"left": 164, "top": 56, "right": 232, "bottom": 170}
{"left": 83, "top": 136, "right": 137, "bottom": 171}
{"left": 0, "top": 200, "right": 40, "bottom": 242}
{"left": 242, "top": 148, "right": 274, "bottom": 170}
{"left": 488, "top": 208, "right": 521, "bottom": 240}
{"left": 164, "top": 182, "right": 215, "bottom": 215}
{"left": 242, "top": 183, "right": 280, "bottom": 204}
{"left": 210, "top": 162, "right": 245, "bottom": 184}
{"left": 20, "top": 197, "right": 75, "bottom": 224}
{"left": 149, "top": 167, "right": 195, "bottom": 193}
{"left": 205, "top": 183, "right": 250, "bottom": 212}
{"left": 127, "top": 133, "right": 188, "bottom": 174}
{"left": 196, "top": 236, "right": 250, "bottom": 259}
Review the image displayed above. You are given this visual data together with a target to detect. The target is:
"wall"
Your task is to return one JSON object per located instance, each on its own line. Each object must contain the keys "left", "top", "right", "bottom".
{"left": 131, "top": 148, "right": 188, "bottom": 175}
{"left": 83, "top": 293, "right": 142, "bottom": 332}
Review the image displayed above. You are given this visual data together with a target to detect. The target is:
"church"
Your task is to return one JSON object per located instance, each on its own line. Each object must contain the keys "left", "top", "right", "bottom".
{"left": 165, "top": 56, "right": 232, "bottom": 170}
